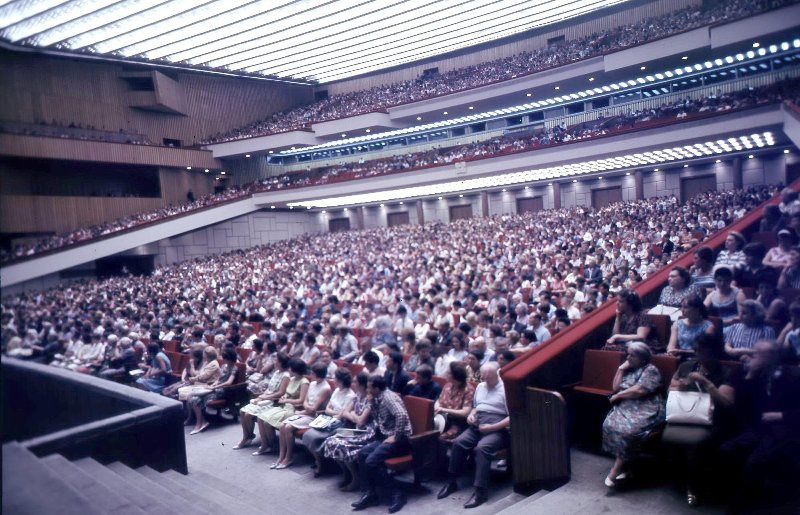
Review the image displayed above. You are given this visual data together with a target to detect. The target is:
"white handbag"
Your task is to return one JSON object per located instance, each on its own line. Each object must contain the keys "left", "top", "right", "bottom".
{"left": 666, "top": 387, "right": 713, "bottom": 426}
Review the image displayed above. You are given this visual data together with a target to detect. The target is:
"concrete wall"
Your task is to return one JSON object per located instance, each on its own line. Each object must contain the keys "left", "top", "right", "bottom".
{"left": 155, "top": 210, "right": 323, "bottom": 266}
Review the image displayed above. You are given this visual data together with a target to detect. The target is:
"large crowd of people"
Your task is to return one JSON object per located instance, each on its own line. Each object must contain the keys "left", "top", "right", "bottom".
{"left": 5, "top": 183, "right": 800, "bottom": 510}
{"left": 4, "top": 78, "right": 795, "bottom": 265}
{"left": 200, "top": 0, "right": 794, "bottom": 143}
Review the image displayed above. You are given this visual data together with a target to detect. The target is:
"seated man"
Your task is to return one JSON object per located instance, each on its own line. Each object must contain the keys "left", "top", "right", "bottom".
{"left": 384, "top": 351, "right": 411, "bottom": 394}
{"left": 351, "top": 375, "right": 412, "bottom": 513}
{"left": 406, "top": 365, "right": 441, "bottom": 401}
{"left": 438, "top": 362, "right": 510, "bottom": 509}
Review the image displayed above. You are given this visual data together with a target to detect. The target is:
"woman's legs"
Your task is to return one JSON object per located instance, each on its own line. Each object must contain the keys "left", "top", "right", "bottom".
{"left": 607, "top": 456, "right": 625, "bottom": 484}
{"left": 256, "top": 420, "right": 273, "bottom": 452}
{"left": 239, "top": 413, "right": 255, "bottom": 443}
{"left": 282, "top": 426, "right": 297, "bottom": 464}
{"left": 344, "top": 460, "right": 360, "bottom": 490}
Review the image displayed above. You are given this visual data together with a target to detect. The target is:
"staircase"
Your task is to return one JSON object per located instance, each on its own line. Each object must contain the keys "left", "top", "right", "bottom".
{"left": 2, "top": 442, "right": 265, "bottom": 515}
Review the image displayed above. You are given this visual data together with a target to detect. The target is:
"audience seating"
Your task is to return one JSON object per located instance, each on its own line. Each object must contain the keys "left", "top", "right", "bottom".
{"left": 205, "top": 363, "right": 248, "bottom": 421}
{"left": 165, "top": 351, "right": 188, "bottom": 383}
{"left": 384, "top": 395, "right": 439, "bottom": 485}
{"left": 649, "top": 314, "right": 672, "bottom": 353}
{"left": 164, "top": 340, "right": 179, "bottom": 353}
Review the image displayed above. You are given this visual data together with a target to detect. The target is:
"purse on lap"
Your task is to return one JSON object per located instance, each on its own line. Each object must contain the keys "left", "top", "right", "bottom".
{"left": 666, "top": 384, "right": 713, "bottom": 426}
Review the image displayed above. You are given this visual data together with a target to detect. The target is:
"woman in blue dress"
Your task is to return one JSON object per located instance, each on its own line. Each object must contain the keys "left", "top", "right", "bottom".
{"left": 136, "top": 342, "right": 172, "bottom": 394}
{"left": 667, "top": 294, "right": 715, "bottom": 358}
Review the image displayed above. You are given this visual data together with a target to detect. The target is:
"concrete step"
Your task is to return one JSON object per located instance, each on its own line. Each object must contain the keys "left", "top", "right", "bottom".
{"left": 73, "top": 457, "right": 179, "bottom": 515}
{"left": 495, "top": 488, "right": 552, "bottom": 515}
{"left": 106, "top": 462, "right": 211, "bottom": 515}
{"left": 139, "top": 465, "right": 257, "bottom": 515}
{"left": 41, "top": 455, "right": 146, "bottom": 515}
{"left": 2, "top": 443, "right": 103, "bottom": 515}
{"left": 188, "top": 468, "right": 274, "bottom": 510}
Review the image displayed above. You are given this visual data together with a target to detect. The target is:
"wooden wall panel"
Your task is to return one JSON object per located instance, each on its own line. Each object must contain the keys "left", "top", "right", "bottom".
{"left": 159, "top": 168, "right": 214, "bottom": 206}
{"left": 323, "top": 0, "right": 700, "bottom": 96}
{"left": 0, "top": 195, "right": 163, "bottom": 233}
{"left": 0, "top": 51, "right": 313, "bottom": 147}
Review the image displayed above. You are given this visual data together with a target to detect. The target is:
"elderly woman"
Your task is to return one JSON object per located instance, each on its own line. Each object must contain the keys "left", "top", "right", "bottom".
{"left": 667, "top": 294, "right": 715, "bottom": 358}
{"left": 714, "top": 231, "right": 746, "bottom": 272}
{"left": 723, "top": 300, "right": 775, "bottom": 358}
{"left": 664, "top": 333, "right": 735, "bottom": 506}
{"left": 188, "top": 348, "right": 238, "bottom": 435}
{"left": 254, "top": 359, "right": 309, "bottom": 457}
{"left": 703, "top": 267, "right": 742, "bottom": 325}
{"left": 605, "top": 289, "right": 661, "bottom": 353}
{"left": 322, "top": 372, "right": 376, "bottom": 492}
{"left": 236, "top": 353, "right": 290, "bottom": 450}
{"left": 658, "top": 266, "right": 700, "bottom": 308}
{"left": 434, "top": 361, "right": 476, "bottom": 442}
{"left": 602, "top": 341, "right": 666, "bottom": 488}
{"left": 273, "top": 363, "right": 332, "bottom": 469}
{"left": 300, "top": 368, "right": 355, "bottom": 475}
{"left": 136, "top": 342, "right": 172, "bottom": 393}
{"left": 163, "top": 348, "right": 203, "bottom": 399}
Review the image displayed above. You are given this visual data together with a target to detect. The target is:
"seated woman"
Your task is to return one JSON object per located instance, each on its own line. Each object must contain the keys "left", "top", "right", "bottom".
{"left": 762, "top": 228, "right": 797, "bottom": 270}
{"left": 667, "top": 294, "right": 716, "bottom": 358}
{"left": 754, "top": 279, "right": 789, "bottom": 331}
{"left": 236, "top": 353, "right": 290, "bottom": 450}
{"left": 602, "top": 341, "right": 666, "bottom": 488}
{"left": 723, "top": 300, "right": 775, "bottom": 358}
{"left": 690, "top": 246, "right": 716, "bottom": 290}
{"left": 663, "top": 333, "right": 735, "bottom": 506}
{"left": 657, "top": 266, "right": 700, "bottom": 308}
{"left": 135, "top": 342, "right": 172, "bottom": 393}
{"left": 605, "top": 289, "right": 661, "bottom": 353}
{"left": 703, "top": 267, "right": 742, "bottom": 326}
{"left": 274, "top": 363, "right": 332, "bottom": 469}
{"left": 300, "top": 368, "right": 355, "bottom": 475}
{"left": 778, "top": 299, "right": 800, "bottom": 363}
{"left": 178, "top": 346, "right": 221, "bottom": 427}
{"left": 322, "top": 372, "right": 376, "bottom": 492}
{"left": 714, "top": 231, "right": 747, "bottom": 272}
{"left": 254, "top": 359, "right": 309, "bottom": 458}
{"left": 163, "top": 348, "right": 203, "bottom": 399}
{"left": 188, "top": 348, "right": 238, "bottom": 435}
{"left": 245, "top": 338, "right": 266, "bottom": 376}
{"left": 435, "top": 361, "right": 476, "bottom": 443}
{"left": 299, "top": 333, "right": 320, "bottom": 367}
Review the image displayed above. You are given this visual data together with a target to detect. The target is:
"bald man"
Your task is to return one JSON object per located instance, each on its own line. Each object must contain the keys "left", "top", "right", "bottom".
{"left": 437, "top": 362, "right": 510, "bottom": 509}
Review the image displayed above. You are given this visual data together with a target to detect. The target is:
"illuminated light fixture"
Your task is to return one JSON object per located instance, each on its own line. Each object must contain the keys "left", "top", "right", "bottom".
{"left": 443, "top": 111, "right": 448, "bottom": 115}
{"left": 270, "top": 205, "right": 275, "bottom": 209}
{"left": 306, "top": 206, "right": 311, "bottom": 210}
{"left": 399, "top": 201, "right": 404, "bottom": 205}
{"left": 625, "top": 172, "right": 631, "bottom": 176}
{"left": 716, "top": 159, "right": 721, "bottom": 163}
{"left": 526, "top": 93, "right": 532, "bottom": 97}
{"left": 785, "top": 149, "right": 791, "bottom": 154}
{"left": 289, "top": 206, "right": 293, "bottom": 210}
{"left": 220, "top": 171, "right": 225, "bottom": 175}
{"left": 416, "top": 117, "right": 421, "bottom": 121}
{"left": 204, "top": 169, "right": 209, "bottom": 173}
{"left": 684, "top": 164, "right": 689, "bottom": 168}
{"left": 572, "top": 179, "right": 577, "bottom": 183}
{"left": 341, "top": 133, "right": 346, "bottom": 137}
{"left": 598, "top": 176, "right": 602, "bottom": 179}
{"left": 748, "top": 155, "right": 754, "bottom": 159}
{"left": 380, "top": 203, "right": 384, "bottom": 207}
{"left": 321, "top": 210, "right": 326, "bottom": 213}
{"left": 753, "top": 42, "right": 760, "bottom": 48}
{"left": 640, "top": 65, "right": 646, "bottom": 70}
{"left": 438, "top": 196, "right": 443, "bottom": 200}
{"left": 588, "top": 77, "right": 594, "bottom": 82}
{"left": 524, "top": 186, "right": 530, "bottom": 190}
{"left": 468, "top": 106, "right": 474, "bottom": 110}
{"left": 459, "top": 194, "right": 463, "bottom": 197}
{"left": 653, "top": 168, "right": 658, "bottom": 172}
{"left": 554, "top": 86, "right": 560, "bottom": 90}
{"left": 186, "top": 166, "right": 192, "bottom": 170}
{"left": 681, "top": 56, "right": 688, "bottom": 60}
{"left": 245, "top": 154, "right": 251, "bottom": 158}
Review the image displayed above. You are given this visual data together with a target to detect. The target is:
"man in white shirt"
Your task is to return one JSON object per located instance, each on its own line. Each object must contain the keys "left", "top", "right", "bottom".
{"left": 437, "top": 363, "right": 510, "bottom": 509}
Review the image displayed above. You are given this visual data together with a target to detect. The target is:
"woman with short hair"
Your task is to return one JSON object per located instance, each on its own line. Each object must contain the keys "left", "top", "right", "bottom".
{"left": 667, "top": 294, "right": 715, "bottom": 357}
{"left": 602, "top": 341, "right": 665, "bottom": 488}
{"left": 434, "top": 361, "right": 476, "bottom": 442}
{"left": 136, "top": 342, "right": 172, "bottom": 393}
{"left": 188, "top": 347, "right": 237, "bottom": 435}
{"left": 658, "top": 266, "right": 700, "bottom": 308}
{"left": 300, "top": 368, "right": 355, "bottom": 475}
{"left": 605, "top": 289, "right": 660, "bottom": 353}
{"left": 254, "top": 359, "right": 309, "bottom": 457}
{"left": 236, "top": 353, "right": 291, "bottom": 450}
{"left": 703, "top": 267, "right": 742, "bottom": 325}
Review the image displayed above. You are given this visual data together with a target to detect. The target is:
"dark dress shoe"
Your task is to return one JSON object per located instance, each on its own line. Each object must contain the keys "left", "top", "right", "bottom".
{"left": 388, "top": 493, "right": 406, "bottom": 514}
{"left": 351, "top": 492, "right": 379, "bottom": 511}
{"left": 437, "top": 481, "right": 458, "bottom": 499}
{"left": 463, "top": 489, "right": 488, "bottom": 509}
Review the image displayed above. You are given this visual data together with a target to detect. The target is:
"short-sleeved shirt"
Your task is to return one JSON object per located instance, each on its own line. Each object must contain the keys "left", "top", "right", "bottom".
{"left": 473, "top": 380, "right": 508, "bottom": 416}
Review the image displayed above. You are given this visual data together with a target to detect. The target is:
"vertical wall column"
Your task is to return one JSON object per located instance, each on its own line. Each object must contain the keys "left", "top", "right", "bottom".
{"left": 732, "top": 157, "right": 743, "bottom": 190}
{"left": 416, "top": 201, "right": 425, "bottom": 225}
{"left": 634, "top": 170, "right": 644, "bottom": 200}
{"left": 552, "top": 182, "right": 562, "bottom": 209}
{"left": 355, "top": 207, "right": 365, "bottom": 229}
{"left": 480, "top": 191, "right": 489, "bottom": 217}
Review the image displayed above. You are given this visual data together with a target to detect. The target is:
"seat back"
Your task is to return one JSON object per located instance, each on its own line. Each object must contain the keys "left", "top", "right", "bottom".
{"left": 750, "top": 231, "right": 778, "bottom": 249}
{"left": 164, "top": 340, "right": 180, "bottom": 353}
{"left": 234, "top": 362, "right": 247, "bottom": 383}
{"left": 205, "top": 334, "right": 215, "bottom": 345}
{"left": 165, "top": 351, "right": 188, "bottom": 375}
{"left": 779, "top": 288, "right": 800, "bottom": 304}
{"left": 346, "top": 363, "right": 364, "bottom": 376}
{"left": 251, "top": 322, "right": 262, "bottom": 333}
{"left": 235, "top": 347, "right": 250, "bottom": 363}
{"left": 432, "top": 375, "right": 448, "bottom": 388}
{"left": 403, "top": 395, "right": 434, "bottom": 436}
{"left": 649, "top": 314, "right": 672, "bottom": 352}
{"left": 650, "top": 354, "right": 679, "bottom": 388}
{"left": 581, "top": 350, "right": 624, "bottom": 390}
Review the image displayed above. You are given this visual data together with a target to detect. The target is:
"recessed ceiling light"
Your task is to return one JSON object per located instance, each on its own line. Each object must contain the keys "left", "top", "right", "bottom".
{"left": 438, "top": 196, "right": 443, "bottom": 200}
{"left": 399, "top": 201, "right": 404, "bottom": 205}
{"left": 589, "top": 77, "right": 594, "bottom": 81}
{"left": 365, "top": 129, "right": 371, "bottom": 133}
{"left": 554, "top": 86, "right": 560, "bottom": 90}
{"left": 270, "top": 205, "right": 275, "bottom": 209}
{"left": 245, "top": 154, "right": 251, "bottom": 158}
{"left": 526, "top": 93, "right": 532, "bottom": 97}
{"left": 343, "top": 207, "right": 348, "bottom": 212}
{"left": 524, "top": 186, "right": 530, "bottom": 190}
{"left": 341, "top": 133, "right": 346, "bottom": 137}
{"left": 785, "top": 149, "right": 791, "bottom": 154}
{"left": 268, "top": 150, "right": 273, "bottom": 154}
{"left": 572, "top": 179, "right": 577, "bottom": 183}
{"left": 443, "top": 111, "right": 448, "bottom": 115}
{"left": 625, "top": 172, "right": 631, "bottom": 176}
{"left": 220, "top": 171, "right": 225, "bottom": 175}
{"left": 653, "top": 168, "right": 659, "bottom": 172}
{"left": 321, "top": 210, "right": 326, "bottom": 213}
{"left": 753, "top": 42, "right": 760, "bottom": 48}
{"left": 748, "top": 155, "right": 754, "bottom": 159}
{"left": 501, "top": 188, "right": 506, "bottom": 192}
{"left": 598, "top": 176, "right": 602, "bottom": 180}
{"left": 684, "top": 164, "right": 689, "bottom": 168}
{"left": 186, "top": 166, "right": 192, "bottom": 170}
{"left": 468, "top": 106, "right": 474, "bottom": 110}
{"left": 204, "top": 169, "right": 209, "bottom": 173}
{"left": 459, "top": 194, "right": 463, "bottom": 197}
{"left": 682, "top": 56, "right": 688, "bottom": 60}
{"left": 716, "top": 159, "right": 721, "bottom": 163}
{"left": 380, "top": 203, "right": 385, "bottom": 207}
{"left": 640, "top": 66, "right": 646, "bottom": 70}
{"left": 416, "top": 116, "right": 422, "bottom": 121}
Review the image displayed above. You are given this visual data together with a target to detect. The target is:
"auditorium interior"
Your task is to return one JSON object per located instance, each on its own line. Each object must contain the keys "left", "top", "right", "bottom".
{"left": 3, "top": 0, "right": 800, "bottom": 513}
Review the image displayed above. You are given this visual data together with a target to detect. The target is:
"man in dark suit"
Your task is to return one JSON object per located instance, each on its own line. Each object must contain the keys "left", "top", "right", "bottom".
{"left": 383, "top": 351, "right": 411, "bottom": 394}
